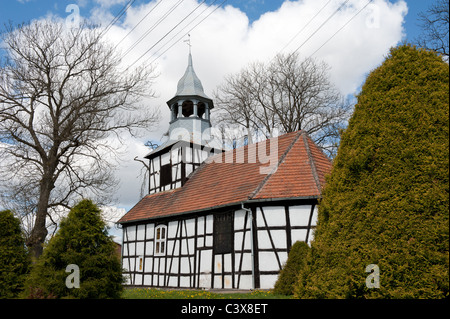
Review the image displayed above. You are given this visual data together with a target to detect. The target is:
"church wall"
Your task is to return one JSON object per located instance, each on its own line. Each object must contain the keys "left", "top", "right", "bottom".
{"left": 121, "top": 201, "right": 318, "bottom": 289}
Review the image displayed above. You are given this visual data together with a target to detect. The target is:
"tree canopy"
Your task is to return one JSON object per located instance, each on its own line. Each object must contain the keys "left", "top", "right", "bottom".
{"left": 23, "top": 199, "right": 123, "bottom": 299}
{"left": 0, "top": 210, "right": 30, "bottom": 298}
{"left": 296, "top": 45, "right": 449, "bottom": 298}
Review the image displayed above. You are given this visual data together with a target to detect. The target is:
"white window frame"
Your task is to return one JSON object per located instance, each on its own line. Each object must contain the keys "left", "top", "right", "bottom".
{"left": 154, "top": 225, "right": 167, "bottom": 256}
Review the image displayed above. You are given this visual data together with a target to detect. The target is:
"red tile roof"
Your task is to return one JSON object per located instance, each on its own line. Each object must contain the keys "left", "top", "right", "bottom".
{"left": 118, "top": 130, "right": 332, "bottom": 224}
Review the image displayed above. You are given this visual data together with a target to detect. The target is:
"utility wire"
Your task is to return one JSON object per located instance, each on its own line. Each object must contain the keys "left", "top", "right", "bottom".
{"left": 290, "top": 0, "right": 350, "bottom": 56}
{"left": 309, "top": 0, "right": 373, "bottom": 58}
{"left": 100, "top": 0, "right": 137, "bottom": 38}
{"left": 122, "top": 0, "right": 186, "bottom": 59}
{"left": 126, "top": 0, "right": 210, "bottom": 69}
{"left": 277, "top": 0, "right": 333, "bottom": 56}
{"left": 148, "top": 0, "right": 222, "bottom": 64}
{"left": 114, "top": 0, "right": 166, "bottom": 49}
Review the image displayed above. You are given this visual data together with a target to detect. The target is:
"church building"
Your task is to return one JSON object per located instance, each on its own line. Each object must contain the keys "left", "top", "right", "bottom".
{"left": 117, "top": 52, "right": 332, "bottom": 290}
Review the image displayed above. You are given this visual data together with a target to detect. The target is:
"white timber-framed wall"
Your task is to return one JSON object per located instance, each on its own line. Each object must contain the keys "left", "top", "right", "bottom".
{"left": 121, "top": 199, "right": 318, "bottom": 289}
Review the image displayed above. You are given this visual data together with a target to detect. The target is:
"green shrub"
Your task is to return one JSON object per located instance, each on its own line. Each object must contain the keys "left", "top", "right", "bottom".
{"left": 0, "top": 210, "right": 30, "bottom": 298}
{"left": 23, "top": 199, "right": 124, "bottom": 299}
{"left": 295, "top": 45, "right": 449, "bottom": 299}
{"left": 273, "top": 241, "right": 310, "bottom": 295}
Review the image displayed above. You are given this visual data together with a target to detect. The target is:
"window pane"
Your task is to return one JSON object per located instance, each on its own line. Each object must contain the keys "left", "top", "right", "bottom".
{"left": 161, "top": 242, "right": 165, "bottom": 254}
{"left": 156, "top": 242, "right": 160, "bottom": 254}
{"left": 156, "top": 228, "right": 160, "bottom": 240}
{"left": 161, "top": 227, "right": 166, "bottom": 239}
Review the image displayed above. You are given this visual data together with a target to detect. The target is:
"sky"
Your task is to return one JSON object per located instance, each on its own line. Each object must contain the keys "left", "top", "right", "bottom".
{"left": 0, "top": 0, "right": 437, "bottom": 240}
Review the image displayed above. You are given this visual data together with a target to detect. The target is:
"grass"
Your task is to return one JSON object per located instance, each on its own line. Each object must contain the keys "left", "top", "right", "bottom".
{"left": 122, "top": 288, "right": 293, "bottom": 299}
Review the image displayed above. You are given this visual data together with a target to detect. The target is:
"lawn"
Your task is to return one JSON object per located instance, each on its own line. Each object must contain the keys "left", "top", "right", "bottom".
{"left": 122, "top": 288, "right": 293, "bottom": 299}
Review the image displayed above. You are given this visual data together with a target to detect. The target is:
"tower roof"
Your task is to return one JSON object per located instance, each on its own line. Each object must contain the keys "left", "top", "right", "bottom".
{"left": 175, "top": 52, "right": 211, "bottom": 99}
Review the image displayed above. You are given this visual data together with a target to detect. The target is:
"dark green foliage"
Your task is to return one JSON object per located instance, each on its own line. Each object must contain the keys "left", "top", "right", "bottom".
{"left": 0, "top": 210, "right": 30, "bottom": 298}
{"left": 23, "top": 199, "right": 124, "bottom": 299}
{"left": 295, "top": 45, "right": 449, "bottom": 298}
{"left": 273, "top": 241, "right": 310, "bottom": 295}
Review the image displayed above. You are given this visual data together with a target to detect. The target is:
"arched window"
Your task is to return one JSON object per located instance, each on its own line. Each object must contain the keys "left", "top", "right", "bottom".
{"left": 154, "top": 225, "right": 167, "bottom": 256}
{"left": 182, "top": 100, "right": 194, "bottom": 117}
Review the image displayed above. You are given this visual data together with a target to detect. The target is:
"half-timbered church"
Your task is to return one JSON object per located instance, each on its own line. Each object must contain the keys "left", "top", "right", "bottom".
{"left": 117, "top": 52, "right": 332, "bottom": 290}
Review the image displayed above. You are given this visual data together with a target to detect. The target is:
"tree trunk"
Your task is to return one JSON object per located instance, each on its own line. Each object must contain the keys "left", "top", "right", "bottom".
{"left": 26, "top": 177, "right": 53, "bottom": 260}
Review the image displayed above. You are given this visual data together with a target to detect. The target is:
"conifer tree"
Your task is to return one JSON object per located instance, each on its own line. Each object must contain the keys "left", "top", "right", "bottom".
{"left": 296, "top": 45, "right": 449, "bottom": 298}
{"left": 0, "top": 210, "right": 30, "bottom": 298}
{"left": 274, "top": 241, "right": 310, "bottom": 295}
{"left": 23, "top": 199, "right": 123, "bottom": 298}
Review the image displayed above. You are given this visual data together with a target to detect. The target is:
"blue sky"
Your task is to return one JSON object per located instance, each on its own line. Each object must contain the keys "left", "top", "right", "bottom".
{"left": 0, "top": 0, "right": 434, "bottom": 42}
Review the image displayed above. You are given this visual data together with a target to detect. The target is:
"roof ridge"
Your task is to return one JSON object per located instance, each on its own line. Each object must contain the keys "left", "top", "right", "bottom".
{"left": 301, "top": 131, "right": 322, "bottom": 192}
{"left": 248, "top": 131, "right": 303, "bottom": 200}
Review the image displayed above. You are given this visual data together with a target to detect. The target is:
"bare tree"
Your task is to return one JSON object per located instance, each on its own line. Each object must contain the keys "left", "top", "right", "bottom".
{"left": 213, "top": 53, "right": 350, "bottom": 156}
{"left": 416, "top": 0, "right": 449, "bottom": 59}
{"left": 0, "top": 19, "right": 159, "bottom": 259}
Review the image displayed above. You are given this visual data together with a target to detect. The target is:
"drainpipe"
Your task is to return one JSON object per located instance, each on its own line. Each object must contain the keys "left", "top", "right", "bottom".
{"left": 241, "top": 203, "right": 255, "bottom": 290}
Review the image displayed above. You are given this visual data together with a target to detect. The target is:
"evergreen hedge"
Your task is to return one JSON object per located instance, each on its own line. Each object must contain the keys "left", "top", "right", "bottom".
{"left": 295, "top": 45, "right": 449, "bottom": 298}
{"left": 273, "top": 241, "right": 310, "bottom": 295}
{"left": 23, "top": 199, "right": 124, "bottom": 298}
{"left": 0, "top": 210, "right": 30, "bottom": 298}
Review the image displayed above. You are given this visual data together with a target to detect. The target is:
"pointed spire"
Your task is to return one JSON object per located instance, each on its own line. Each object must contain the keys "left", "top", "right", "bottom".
{"left": 175, "top": 49, "right": 209, "bottom": 99}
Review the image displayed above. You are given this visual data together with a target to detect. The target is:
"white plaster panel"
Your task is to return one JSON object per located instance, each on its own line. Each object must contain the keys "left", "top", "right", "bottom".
{"left": 289, "top": 205, "right": 312, "bottom": 227}
{"left": 161, "top": 152, "right": 170, "bottom": 165}
{"left": 126, "top": 226, "right": 136, "bottom": 241}
{"left": 136, "top": 241, "right": 145, "bottom": 256}
{"left": 205, "top": 235, "right": 213, "bottom": 247}
{"left": 258, "top": 252, "right": 279, "bottom": 271}
{"left": 168, "top": 221, "right": 178, "bottom": 238}
{"left": 144, "top": 257, "right": 153, "bottom": 272}
{"left": 199, "top": 249, "right": 212, "bottom": 273}
{"left": 169, "top": 257, "right": 179, "bottom": 274}
{"left": 235, "top": 253, "right": 252, "bottom": 271}
{"left": 197, "top": 216, "right": 205, "bottom": 235}
{"left": 128, "top": 242, "right": 135, "bottom": 256}
{"left": 206, "top": 215, "right": 213, "bottom": 233}
{"left": 143, "top": 275, "right": 151, "bottom": 286}
{"left": 180, "top": 257, "right": 191, "bottom": 273}
{"left": 185, "top": 218, "right": 196, "bottom": 236}
{"left": 234, "top": 209, "right": 247, "bottom": 230}
{"left": 260, "top": 274, "right": 278, "bottom": 289}
{"left": 310, "top": 206, "right": 318, "bottom": 227}
{"left": 137, "top": 224, "right": 146, "bottom": 241}
{"left": 260, "top": 206, "right": 286, "bottom": 226}
{"left": 257, "top": 229, "right": 286, "bottom": 249}
{"left": 237, "top": 275, "right": 252, "bottom": 289}
{"left": 146, "top": 223, "right": 154, "bottom": 240}
{"left": 291, "top": 229, "right": 308, "bottom": 244}
{"left": 180, "top": 276, "right": 190, "bottom": 287}
{"left": 197, "top": 236, "right": 204, "bottom": 248}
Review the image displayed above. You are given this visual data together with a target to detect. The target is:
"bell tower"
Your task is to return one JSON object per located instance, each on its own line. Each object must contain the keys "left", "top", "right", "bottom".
{"left": 144, "top": 51, "right": 219, "bottom": 195}
{"left": 166, "top": 51, "right": 214, "bottom": 144}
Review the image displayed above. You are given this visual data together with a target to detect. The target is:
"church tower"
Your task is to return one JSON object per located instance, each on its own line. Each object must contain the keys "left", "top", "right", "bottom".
{"left": 145, "top": 51, "right": 219, "bottom": 194}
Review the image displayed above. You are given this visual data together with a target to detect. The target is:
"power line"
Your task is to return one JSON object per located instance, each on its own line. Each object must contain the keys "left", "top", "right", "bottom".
{"left": 148, "top": 0, "right": 224, "bottom": 64}
{"left": 277, "top": 0, "right": 333, "bottom": 56}
{"left": 126, "top": 0, "right": 211, "bottom": 69}
{"left": 290, "top": 0, "right": 350, "bottom": 56}
{"left": 100, "top": 0, "right": 137, "bottom": 38}
{"left": 309, "top": 0, "right": 373, "bottom": 58}
{"left": 122, "top": 0, "right": 186, "bottom": 59}
{"left": 114, "top": 0, "right": 166, "bottom": 49}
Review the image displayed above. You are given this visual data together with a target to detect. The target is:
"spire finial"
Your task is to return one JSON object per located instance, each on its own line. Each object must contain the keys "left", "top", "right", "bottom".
{"left": 183, "top": 34, "right": 192, "bottom": 54}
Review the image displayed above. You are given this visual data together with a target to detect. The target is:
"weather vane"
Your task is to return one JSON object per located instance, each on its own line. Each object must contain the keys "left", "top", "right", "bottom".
{"left": 183, "top": 34, "right": 192, "bottom": 53}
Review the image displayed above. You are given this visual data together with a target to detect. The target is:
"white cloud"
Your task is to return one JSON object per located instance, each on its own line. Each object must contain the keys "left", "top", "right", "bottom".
{"left": 76, "top": 0, "right": 408, "bottom": 221}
